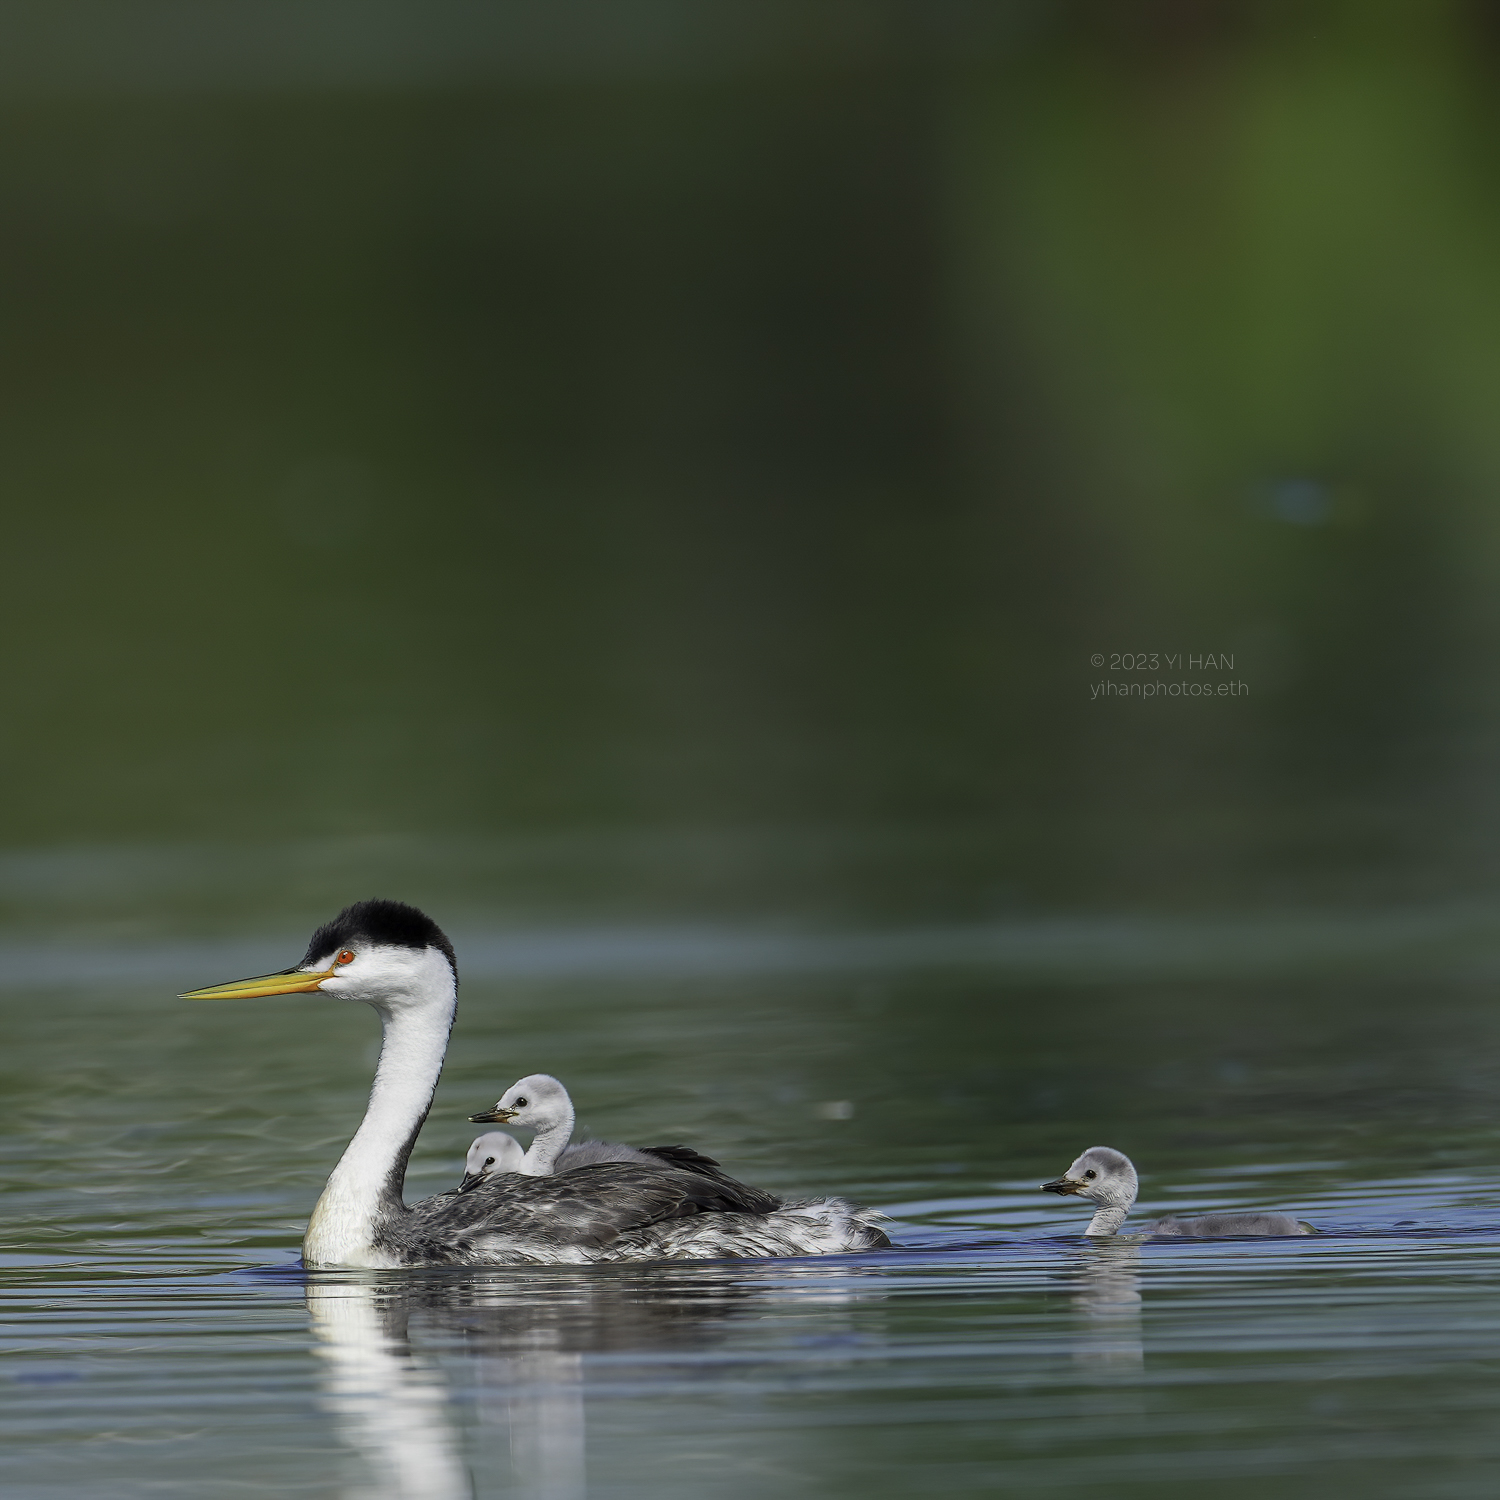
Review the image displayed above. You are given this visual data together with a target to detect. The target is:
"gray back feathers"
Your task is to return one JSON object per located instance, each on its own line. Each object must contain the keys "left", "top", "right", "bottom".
{"left": 1150, "top": 1211, "right": 1313, "bottom": 1238}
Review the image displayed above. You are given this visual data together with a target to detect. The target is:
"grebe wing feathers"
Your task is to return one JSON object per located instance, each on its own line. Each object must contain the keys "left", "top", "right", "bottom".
{"left": 639, "top": 1144, "right": 722, "bottom": 1170}
{"left": 402, "top": 1162, "right": 773, "bottom": 1259}
{"left": 639, "top": 1145, "right": 781, "bottom": 1214}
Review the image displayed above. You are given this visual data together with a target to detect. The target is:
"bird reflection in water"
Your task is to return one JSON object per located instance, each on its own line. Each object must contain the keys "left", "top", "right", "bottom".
{"left": 1067, "top": 1241, "right": 1143, "bottom": 1376}
{"left": 308, "top": 1277, "right": 471, "bottom": 1500}
{"left": 306, "top": 1266, "right": 768, "bottom": 1500}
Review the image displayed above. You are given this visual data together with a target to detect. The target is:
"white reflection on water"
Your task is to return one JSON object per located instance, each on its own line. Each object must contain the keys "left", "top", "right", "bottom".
{"left": 1069, "top": 1241, "right": 1143, "bottom": 1376}
{"left": 304, "top": 1268, "right": 811, "bottom": 1500}
{"left": 308, "top": 1280, "right": 472, "bottom": 1500}
{"left": 475, "top": 1349, "right": 585, "bottom": 1500}
{"left": 309, "top": 1279, "right": 595, "bottom": 1500}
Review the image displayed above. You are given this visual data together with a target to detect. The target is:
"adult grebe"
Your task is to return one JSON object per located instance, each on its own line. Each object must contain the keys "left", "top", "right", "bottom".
{"left": 183, "top": 899, "right": 889, "bottom": 1267}
{"left": 1043, "top": 1147, "right": 1315, "bottom": 1237}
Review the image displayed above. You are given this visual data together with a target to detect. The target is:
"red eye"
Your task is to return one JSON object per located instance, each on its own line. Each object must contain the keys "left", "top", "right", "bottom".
{"left": 337, "top": 949, "right": 355, "bottom": 965}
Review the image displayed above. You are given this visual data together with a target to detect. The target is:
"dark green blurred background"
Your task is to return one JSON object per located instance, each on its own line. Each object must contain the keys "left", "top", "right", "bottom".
{"left": 3, "top": 0, "right": 1500, "bottom": 930}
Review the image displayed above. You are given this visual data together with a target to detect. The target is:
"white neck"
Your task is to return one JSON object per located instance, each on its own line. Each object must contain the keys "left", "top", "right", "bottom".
{"left": 1085, "top": 1204, "right": 1130, "bottom": 1236}
{"left": 520, "top": 1103, "right": 576, "bottom": 1176}
{"left": 304, "top": 977, "right": 456, "bottom": 1268}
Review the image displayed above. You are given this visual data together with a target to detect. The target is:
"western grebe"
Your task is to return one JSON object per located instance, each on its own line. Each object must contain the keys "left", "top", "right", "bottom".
{"left": 182, "top": 899, "right": 890, "bottom": 1268}
{"left": 459, "top": 1130, "right": 526, "bottom": 1191}
{"left": 1043, "top": 1147, "right": 1314, "bottom": 1236}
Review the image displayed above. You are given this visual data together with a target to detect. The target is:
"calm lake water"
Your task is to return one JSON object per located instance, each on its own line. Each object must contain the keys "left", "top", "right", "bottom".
{"left": 5, "top": 842, "right": 1500, "bottom": 1499}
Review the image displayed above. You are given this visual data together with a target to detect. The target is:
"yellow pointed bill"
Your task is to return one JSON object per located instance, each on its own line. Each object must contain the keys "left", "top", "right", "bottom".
{"left": 180, "top": 964, "right": 334, "bottom": 1000}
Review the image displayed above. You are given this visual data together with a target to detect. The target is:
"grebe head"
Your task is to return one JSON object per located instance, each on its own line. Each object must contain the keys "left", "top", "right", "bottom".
{"left": 469, "top": 1073, "right": 570, "bottom": 1130}
{"left": 1042, "top": 1146, "right": 1138, "bottom": 1209}
{"left": 180, "top": 899, "right": 457, "bottom": 1013}
{"left": 459, "top": 1131, "right": 526, "bottom": 1192}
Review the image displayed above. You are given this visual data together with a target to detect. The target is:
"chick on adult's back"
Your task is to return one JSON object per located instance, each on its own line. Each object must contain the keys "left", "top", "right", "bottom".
{"left": 459, "top": 1131, "right": 526, "bottom": 1191}
{"left": 467, "top": 1074, "right": 665, "bottom": 1176}
{"left": 466, "top": 1073, "right": 777, "bottom": 1200}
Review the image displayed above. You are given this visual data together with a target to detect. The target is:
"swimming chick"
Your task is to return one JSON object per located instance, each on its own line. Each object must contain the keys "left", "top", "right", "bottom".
{"left": 1043, "top": 1147, "right": 1314, "bottom": 1237}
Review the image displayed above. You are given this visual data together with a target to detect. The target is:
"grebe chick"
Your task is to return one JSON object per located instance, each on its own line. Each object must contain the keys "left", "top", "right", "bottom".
{"left": 1043, "top": 1147, "right": 1314, "bottom": 1237}
{"left": 468, "top": 1073, "right": 786, "bottom": 1200}
{"left": 459, "top": 1131, "right": 526, "bottom": 1191}
{"left": 467, "top": 1074, "right": 660, "bottom": 1176}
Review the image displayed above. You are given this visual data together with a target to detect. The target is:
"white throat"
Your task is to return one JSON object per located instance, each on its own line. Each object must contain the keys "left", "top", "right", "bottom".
{"left": 1085, "top": 1203, "right": 1131, "bottom": 1236}
{"left": 520, "top": 1101, "right": 576, "bottom": 1176}
{"left": 304, "top": 954, "right": 457, "bottom": 1268}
